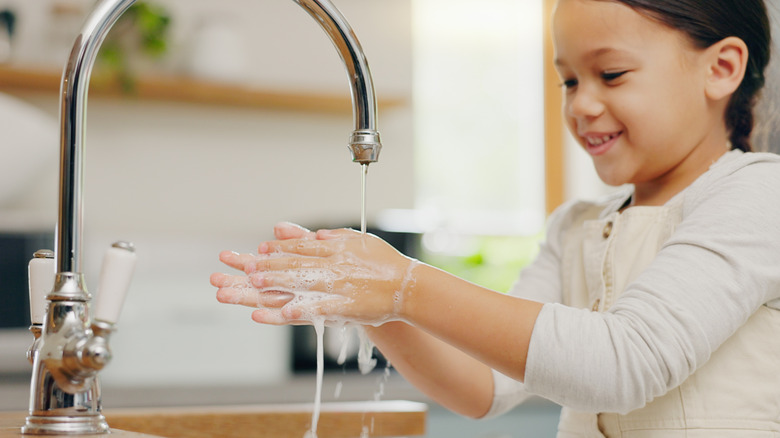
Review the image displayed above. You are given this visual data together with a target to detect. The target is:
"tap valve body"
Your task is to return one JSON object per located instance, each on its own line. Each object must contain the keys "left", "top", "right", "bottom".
{"left": 24, "top": 243, "right": 136, "bottom": 435}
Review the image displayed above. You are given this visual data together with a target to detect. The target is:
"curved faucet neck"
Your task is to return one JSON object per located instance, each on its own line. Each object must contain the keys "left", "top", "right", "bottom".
{"left": 55, "top": 0, "right": 382, "bottom": 276}
{"left": 294, "top": 0, "right": 378, "bottom": 132}
{"left": 57, "top": 0, "right": 136, "bottom": 275}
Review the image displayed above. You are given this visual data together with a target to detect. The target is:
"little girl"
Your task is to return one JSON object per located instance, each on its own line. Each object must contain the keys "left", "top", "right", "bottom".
{"left": 211, "top": 0, "right": 780, "bottom": 435}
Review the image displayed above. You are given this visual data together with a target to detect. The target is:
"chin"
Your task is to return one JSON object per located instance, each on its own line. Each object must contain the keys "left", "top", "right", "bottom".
{"left": 594, "top": 168, "right": 631, "bottom": 188}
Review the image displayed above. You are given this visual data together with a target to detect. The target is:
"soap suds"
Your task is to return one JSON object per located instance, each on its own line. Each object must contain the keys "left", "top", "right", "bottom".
{"left": 394, "top": 260, "right": 418, "bottom": 316}
{"left": 356, "top": 326, "right": 377, "bottom": 375}
{"left": 239, "top": 251, "right": 418, "bottom": 438}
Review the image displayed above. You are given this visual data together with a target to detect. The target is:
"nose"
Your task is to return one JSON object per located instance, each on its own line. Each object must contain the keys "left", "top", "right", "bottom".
{"left": 565, "top": 84, "right": 605, "bottom": 120}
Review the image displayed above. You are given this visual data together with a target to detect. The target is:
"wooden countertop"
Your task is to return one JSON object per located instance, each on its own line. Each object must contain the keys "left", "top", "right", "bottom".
{"left": 0, "top": 400, "right": 427, "bottom": 438}
{"left": 0, "top": 414, "right": 157, "bottom": 438}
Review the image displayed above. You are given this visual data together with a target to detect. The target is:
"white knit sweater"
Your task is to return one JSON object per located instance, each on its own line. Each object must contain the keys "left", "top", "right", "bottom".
{"left": 488, "top": 150, "right": 780, "bottom": 419}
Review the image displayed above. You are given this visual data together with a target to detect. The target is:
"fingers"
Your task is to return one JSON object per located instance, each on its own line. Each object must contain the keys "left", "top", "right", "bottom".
{"left": 315, "top": 228, "right": 361, "bottom": 240}
{"left": 212, "top": 272, "right": 296, "bottom": 308}
{"left": 217, "top": 225, "right": 381, "bottom": 327}
{"left": 251, "top": 308, "right": 309, "bottom": 326}
{"left": 218, "top": 223, "right": 322, "bottom": 272}
{"left": 252, "top": 255, "right": 334, "bottom": 279}
{"left": 258, "top": 238, "right": 343, "bottom": 259}
{"left": 274, "top": 222, "right": 316, "bottom": 240}
{"left": 221, "top": 247, "right": 329, "bottom": 276}
{"left": 213, "top": 268, "right": 341, "bottom": 311}
{"left": 212, "top": 272, "right": 257, "bottom": 306}
{"left": 218, "top": 250, "right": 260, "bottom": 272}
{"left": 249, "top": 268, "right": 337, "bottom": 294}
{"left": 256, "top": 226, "right": 360, "bottom": 260}
{"left": 251, "top": 308, "right": 289, "bottom": 325}
{"left": 251, "top": 295, "right": 350, "bottom": 326}
{"left": 217, "top": 287, "right": 295, "bottom": 309}
{"left": 211, "top": 272, "right": 249, "bottom": 290}
{"left": 213, "top": 272, "right": 360, "bottom": 327}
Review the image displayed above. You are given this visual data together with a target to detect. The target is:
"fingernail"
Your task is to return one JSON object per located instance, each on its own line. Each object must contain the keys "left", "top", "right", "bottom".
{"left": 258, "top": 242, "right": 269, "bottom": 253}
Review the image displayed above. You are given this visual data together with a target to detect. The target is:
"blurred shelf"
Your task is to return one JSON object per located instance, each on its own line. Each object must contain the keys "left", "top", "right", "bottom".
{"left": 0, "top": 65, "right": 405, "bottom": 113}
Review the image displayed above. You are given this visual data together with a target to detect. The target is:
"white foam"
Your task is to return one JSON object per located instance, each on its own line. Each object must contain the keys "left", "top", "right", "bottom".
{"left": 394, "top": 260, "right": 418, "bottom": 316}
{"left": 224, "top": 277, "right": 260, "bottom": 306}
{"left": 356, "top": 326, "right": 377, "bottom": 375}
{"left": 245, "top": 238, "right": 423, "bottom": 438}
{"left": 335, "top": 324, "right": 353, "bottom": 365}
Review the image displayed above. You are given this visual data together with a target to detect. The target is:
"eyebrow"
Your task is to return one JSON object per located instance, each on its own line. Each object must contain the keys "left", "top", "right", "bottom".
{"left": 554, "top": 47, "right": 629, "bottom": 67}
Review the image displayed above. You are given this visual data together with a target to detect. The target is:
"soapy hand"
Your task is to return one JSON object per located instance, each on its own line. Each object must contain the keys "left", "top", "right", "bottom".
{"left": 211, "top": 222, "right": 417, "bottom": 326}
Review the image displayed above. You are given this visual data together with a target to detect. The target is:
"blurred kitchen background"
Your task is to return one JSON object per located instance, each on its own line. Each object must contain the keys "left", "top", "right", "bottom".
{"left": 6, "top": 0, "right": 779, "bottom": 437}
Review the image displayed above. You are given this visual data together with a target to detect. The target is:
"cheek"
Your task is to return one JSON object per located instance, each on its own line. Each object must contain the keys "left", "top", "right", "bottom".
{"left": 563, "top": 113, "right": 577, "bottom": 136}
{"left": 562, "top": 105, "right": 582, "bottom": 141}
{"left": 608, "top": 93, "right": 661, "bottom": 141}
{"left": 628, "top": 90, "right": 702, "bottom": 145}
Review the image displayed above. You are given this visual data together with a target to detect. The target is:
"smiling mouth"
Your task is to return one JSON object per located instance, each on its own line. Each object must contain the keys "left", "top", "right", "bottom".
{"left": 586, "top": 133, "right": 620, "bottom": 147}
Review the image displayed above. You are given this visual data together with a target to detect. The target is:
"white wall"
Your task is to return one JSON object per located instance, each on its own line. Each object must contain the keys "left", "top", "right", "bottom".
{"left": 0, "top": 0, "right": 413, "bottom": 386}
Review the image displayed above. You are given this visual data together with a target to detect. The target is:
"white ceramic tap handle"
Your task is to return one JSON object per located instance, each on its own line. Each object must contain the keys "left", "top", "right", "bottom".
{"left": 28, "top": 250, "right": 55, "bottom": 325}
{"left": 94, "top": 241, "right": 137, "bottom": 324}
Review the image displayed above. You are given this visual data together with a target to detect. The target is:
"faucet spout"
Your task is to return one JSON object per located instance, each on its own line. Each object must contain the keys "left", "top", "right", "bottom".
{"left": 25, "top": 0, "right": 383, "bottom": 434}
{"left": 294, "top": 0, "right": 383, "bottom": 164}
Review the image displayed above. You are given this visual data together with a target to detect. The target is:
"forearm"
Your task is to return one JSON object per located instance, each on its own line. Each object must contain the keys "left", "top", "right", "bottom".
{"left": 365, "top": 321, "right": 495, "bottom": 418}
{"left": 217, "top": 226, "right": 542, "bottom": 412}
{"left": 401, "top": 263, "right": 543, "bottom": 383}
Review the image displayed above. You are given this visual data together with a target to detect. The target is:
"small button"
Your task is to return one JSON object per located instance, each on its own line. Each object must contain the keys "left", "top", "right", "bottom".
{"left": 602, "top": 221, "right": 613, "bottom": 239}
{"left": 592, "top": 299, "right": 601, "bottom": 312}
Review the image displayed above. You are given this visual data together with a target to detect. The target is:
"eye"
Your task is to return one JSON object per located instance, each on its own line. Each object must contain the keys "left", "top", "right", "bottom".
{"left": 559, "top": 78, "right": 578, "bottom": 90}
{"left": 601, "top": 71, "right": 628, "bottom": 82}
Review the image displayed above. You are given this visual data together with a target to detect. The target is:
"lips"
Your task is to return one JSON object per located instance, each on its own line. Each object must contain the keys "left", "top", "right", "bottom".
{"left": 583, "top": 132, "right": 621, "bottom": 156}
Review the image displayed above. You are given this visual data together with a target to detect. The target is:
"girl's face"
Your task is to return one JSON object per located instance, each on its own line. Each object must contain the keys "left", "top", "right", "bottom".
{"left": 553, "top": 0, "right": 730, "bottom": 204}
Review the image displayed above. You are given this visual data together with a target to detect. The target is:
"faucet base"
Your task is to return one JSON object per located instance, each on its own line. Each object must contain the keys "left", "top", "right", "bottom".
{"left": 22, "top": 415, "right": 109, "bottom": 435}
{"left": 25, "top": 354, "right": 107, "bottom": 436}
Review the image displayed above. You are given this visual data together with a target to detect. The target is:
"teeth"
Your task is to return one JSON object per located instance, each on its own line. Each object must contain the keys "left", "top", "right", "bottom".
{"left": 588, "top": 134, "right": 615, "bottom": 146}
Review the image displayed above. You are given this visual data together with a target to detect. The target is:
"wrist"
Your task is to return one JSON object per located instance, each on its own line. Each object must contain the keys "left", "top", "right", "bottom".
{"left": 397, "top": 260, "right": 449, "bottom": 324}
{"left": 395, "top": 258, "right": 420, "bottom": 322}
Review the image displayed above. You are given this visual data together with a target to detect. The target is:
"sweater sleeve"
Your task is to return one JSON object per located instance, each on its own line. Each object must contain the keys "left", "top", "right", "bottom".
{"left": 484, "top": 198, "right": 591, "bottom": 418}
{"left": 523, "top": 157, "right": 780, "bottom": 413}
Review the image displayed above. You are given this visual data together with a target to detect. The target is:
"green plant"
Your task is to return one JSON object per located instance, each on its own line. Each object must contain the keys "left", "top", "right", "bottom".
{"left": 98, "top": 1, "right": 171, "bottom": 92}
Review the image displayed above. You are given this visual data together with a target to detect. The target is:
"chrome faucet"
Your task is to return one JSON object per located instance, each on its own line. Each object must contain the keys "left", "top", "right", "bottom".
{"left": 23, "top": 0, "right": 382, "bottom": 434}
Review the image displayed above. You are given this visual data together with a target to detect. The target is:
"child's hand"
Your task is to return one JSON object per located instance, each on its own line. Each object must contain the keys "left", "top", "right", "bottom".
{"left": 211, "top": 223, "right": 417, "bottom": 326}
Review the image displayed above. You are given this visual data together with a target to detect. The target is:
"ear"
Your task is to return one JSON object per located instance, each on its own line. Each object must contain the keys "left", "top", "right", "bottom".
{"left": 704, "top": 36, "right": 749, "bottom": 101}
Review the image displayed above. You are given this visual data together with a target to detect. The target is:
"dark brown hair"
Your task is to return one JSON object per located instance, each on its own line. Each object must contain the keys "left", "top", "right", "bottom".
{"left": 609, "top": 0, "right": 771, "bottom": 152}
